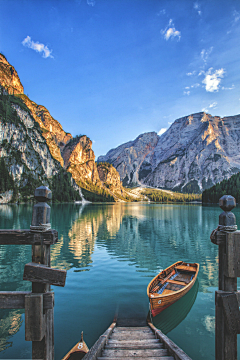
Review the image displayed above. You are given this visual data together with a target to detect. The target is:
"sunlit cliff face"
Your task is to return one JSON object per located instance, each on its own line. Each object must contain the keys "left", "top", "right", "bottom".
{"left": 99, "top": 112, "right": 240, "bottom": 193}
{"left": 0, "top": 54, "right": 24, "bottom": 95}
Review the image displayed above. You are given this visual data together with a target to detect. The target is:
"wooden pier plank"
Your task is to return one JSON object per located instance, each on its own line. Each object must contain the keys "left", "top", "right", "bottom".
{"left": 0, "top": 229, "right": 58, "bottom": 245}
{"left": 101, "top": 349, "right": 169, "bottom": 357}
{"left": 105, "top": 343, "right": 163, "bottom": 350}
{"left": 0, "top": 291, "right": 54, "bottom": 309}
{"left": 98, "top": 358, "right": 175, "bottom": 360}
{"left": 23, "top": 262, "right": 66, "bottom": 287}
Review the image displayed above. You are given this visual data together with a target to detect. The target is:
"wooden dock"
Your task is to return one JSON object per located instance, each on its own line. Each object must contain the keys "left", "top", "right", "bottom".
{"left": 83, "top": 319, "right": 191, "bottom": 360}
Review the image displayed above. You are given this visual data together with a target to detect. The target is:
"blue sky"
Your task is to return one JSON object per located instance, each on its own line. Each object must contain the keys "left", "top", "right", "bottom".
{"left": 0, "top": 0, "right": 239, "bottom": 157}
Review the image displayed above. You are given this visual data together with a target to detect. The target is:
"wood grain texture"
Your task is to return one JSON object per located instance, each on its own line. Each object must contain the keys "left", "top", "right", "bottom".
{"left": 25, "top": 294, "right": 44, "bottom": 341}
{"left": 0, "top": 291, "right": 54, "bottom": 309}
{"left": 0, "top": 229, "right": 58, "bottom": 245}
{"left": 23, "top": 262, "right": 66, "bottom": 287}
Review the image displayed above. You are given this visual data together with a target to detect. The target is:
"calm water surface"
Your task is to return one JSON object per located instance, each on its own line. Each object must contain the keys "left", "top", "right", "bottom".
{"left": 0, "top": 202, "right": 240, "bottom": 359}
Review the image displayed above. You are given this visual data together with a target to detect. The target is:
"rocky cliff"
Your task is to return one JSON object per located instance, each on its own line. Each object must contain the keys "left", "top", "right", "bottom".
{"left": 98, "top": 112, "right": 240, "bottom": 193}
{"left": 0, "top": 53, "right": 128, "bottom": 202}
{"left": 98, "top": 132, "right": 159, "bottom": 186}
{"left": 0, "top": 54, "right": 24, "bottom": 95}
{"left": 0, "top": 89, "right": 60, "bottom": 180}
{"left": 97, "top": 162, "right": 135, "bottom": 201}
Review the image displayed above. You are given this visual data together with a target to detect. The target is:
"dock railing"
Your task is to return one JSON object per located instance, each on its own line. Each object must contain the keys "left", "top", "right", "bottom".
{"left": 210, "top": 195, "right": 240, "bottom": 360}
{"left": 0, "top": 186, "right": 67, "bottom": 360}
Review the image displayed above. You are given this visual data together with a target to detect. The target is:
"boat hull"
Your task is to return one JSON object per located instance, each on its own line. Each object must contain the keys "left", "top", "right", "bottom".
{"left": 147, "top": 261, "right": 199, "bottom": 317}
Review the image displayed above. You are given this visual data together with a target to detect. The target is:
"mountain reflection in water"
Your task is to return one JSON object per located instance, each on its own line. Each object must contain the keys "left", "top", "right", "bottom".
{"left": 1, "top": 202, "right": 240, "bottom": 360}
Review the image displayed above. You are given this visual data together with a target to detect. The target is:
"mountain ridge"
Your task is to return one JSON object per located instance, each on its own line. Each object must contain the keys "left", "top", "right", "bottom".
{"left": 98, "top": 112, "right": 240, "bottom": 193}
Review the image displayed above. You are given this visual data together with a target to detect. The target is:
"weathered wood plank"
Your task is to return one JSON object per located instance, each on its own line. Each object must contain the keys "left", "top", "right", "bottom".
{"left": 45, "top": 308, "right": 54, "bottom": 360}
{"left": 0, "top": 291, "right": 54, "bottom": 309}
{"left": 23, "top": 262, "right": 66, "bottom": 287}
{"left": 101, "top": 349, "right": 168, "bottom": 357}
{"left": 83, "top": 323, "right": 116, "bottom": 360}
{"left": 225, "top": 232, "right": 240, "bottom": 278}
{"left": 105, "top": 343, "right": 163, "bottom": 350}
{"left": 114, "top": 327, "right": 150, "bottom": 331}
{"left": 107, "top": 339, "right": 160, "bottom": 345}
{"left": 0, "top": 229, "right": 58, "bottom": 245}
{"left": 98, "top": 358, "right": 175, "bottom": 360}
{"left": 111, "top": 333, "right": 155, "bottom": 340}
{"left": 148, "top": 322, "right": 192, "bottom": 360}
{"left": 221, "top": 292, "right": 240, "bottom": 334}
{"left": 25, "top": 293, "right": 44, "bottom": 341}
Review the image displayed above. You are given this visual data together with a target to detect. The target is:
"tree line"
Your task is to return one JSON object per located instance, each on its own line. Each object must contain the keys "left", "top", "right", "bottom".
{"left": 202, "top": 172, "right": 240, "bottom": 203}
{"left": 143, "top": 188, "right": 202, "bottom": 203}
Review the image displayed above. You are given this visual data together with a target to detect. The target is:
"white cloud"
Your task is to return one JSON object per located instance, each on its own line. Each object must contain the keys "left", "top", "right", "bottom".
{"left": 161, "top": 19, "right": 181, "bottom": 41}
{"left": 87, "top": 0, "right": 96, "bottom": 6}
{"left": 186, "top": 71, "right": 196, "bottom": 76}
{"left": 202, "top": 102, "right": 218, "bottom": 113}
{"left": 202, "top": 68, "right": 225, "bottom": 92}
{"left": 194, "top": 2, "right": 202, "bottom": 15}
{"left": 22, "top": 36, "right": 53, "bottom": 58}
{"left": 191, "top": 83, "right": 200, "bottom": 88}
{"left": 184, "top": 91, "right": 190, "bottom": 96}
{"left": 158, "top": 128, "right": 167, "bottom": 136}
{"left": 233, "top": 10, "right": 240, "bottom": 23}
{"left": 222, "top": 84, "right": 235, "bottom": 90}
{"left": 209, "top": 102, "right": 218, "bottom": 108}
{"left": 201, "top": 47, "right": 213, "bottom": 63}
{"left": 157, "top": 9, "right": 166, "bottom": 16}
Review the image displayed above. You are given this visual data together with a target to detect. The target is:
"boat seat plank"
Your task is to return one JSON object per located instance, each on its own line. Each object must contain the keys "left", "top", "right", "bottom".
{"left": 167, "top": 279, "right": 187, "bottom": 286}
{"left": 175, "top": 265, "right": 196, "bottom": 272}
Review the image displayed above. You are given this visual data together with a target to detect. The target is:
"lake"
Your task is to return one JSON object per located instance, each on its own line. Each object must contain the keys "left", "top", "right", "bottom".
{"left": 0, "top": 202, "right": 240, "bottom": 359}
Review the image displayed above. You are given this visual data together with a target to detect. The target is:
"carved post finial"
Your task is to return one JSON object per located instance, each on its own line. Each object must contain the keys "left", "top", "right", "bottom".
{"left": 30, "top": 186, "right": 52, "bottom": 232}
{"left": 219, "top": 195, "right": 237, "bottom": 231}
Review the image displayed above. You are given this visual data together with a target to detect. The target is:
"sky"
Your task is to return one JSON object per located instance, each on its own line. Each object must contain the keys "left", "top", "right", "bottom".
{"left": 0, "top": 0, "right": 239, "bottom": 158}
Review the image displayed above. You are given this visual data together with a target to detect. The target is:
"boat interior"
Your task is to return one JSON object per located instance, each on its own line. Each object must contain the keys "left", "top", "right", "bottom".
{"left": 150, "top": 264, "right": 197, "bottom": 295}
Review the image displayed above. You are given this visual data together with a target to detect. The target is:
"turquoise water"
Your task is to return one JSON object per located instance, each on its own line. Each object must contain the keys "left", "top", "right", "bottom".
{"left": 0, "top": 202, "right": 239, "bottom": 359}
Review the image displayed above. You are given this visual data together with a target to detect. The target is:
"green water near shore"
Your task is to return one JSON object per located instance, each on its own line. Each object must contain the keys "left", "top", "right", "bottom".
{"left": 0, "top": 202, "right": 240, "bottom": 359}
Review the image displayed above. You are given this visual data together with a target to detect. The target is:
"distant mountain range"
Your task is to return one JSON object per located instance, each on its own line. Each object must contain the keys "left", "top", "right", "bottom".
{"left": 98, "top": 112, "right": 240, "bottom": 193}
{"left": 1, "top": 52, "right": 239, "bottom": 201}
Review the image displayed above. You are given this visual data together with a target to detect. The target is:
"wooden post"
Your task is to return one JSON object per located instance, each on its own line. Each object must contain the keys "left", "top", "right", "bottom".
{"left": 211, "top": 195, "right": 240, "bottom": 360}
{"left": 28, "top": 186, "right": 54, "bottom": 360}
{"left": 0, "top": 186, "right": 66, "bottom": 360}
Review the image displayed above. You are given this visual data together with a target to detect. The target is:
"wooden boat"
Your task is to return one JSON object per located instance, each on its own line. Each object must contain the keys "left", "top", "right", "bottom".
{"left": 62, "top": 332, "right": 89, "bottom": 360}
{"left": 147, "top": 261, "right": 199, "bottom": 317}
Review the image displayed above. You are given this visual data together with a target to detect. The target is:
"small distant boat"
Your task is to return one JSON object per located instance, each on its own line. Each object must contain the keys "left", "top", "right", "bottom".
{"left": 62, "top": 332, "right": 89, "bottom": 360}
{"left": 147, "top": 261, "right": 199, "bottom": 317}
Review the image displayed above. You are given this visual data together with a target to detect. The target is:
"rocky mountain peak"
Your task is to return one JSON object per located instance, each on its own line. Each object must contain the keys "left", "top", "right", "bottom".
{"left": 99, "top": 112, "right": 240, "bottom": 193}
{"left": 0, "top": 54, "right": 24, "bottom": 95}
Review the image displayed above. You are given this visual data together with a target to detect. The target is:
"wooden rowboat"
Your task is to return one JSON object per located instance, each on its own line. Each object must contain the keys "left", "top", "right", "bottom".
{"left": 62, "top": 332, "right": 89, "bottom": 360}
{"left": 147, "top": 261, "right": 199, "bottom": 317}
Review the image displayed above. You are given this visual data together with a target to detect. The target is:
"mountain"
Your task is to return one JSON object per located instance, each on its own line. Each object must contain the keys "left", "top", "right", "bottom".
{"left": 98, "top": 112, "right": 240, "bottom": 193}
{"left": 0, "top": 54, "right": 134, "bottom": 202}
